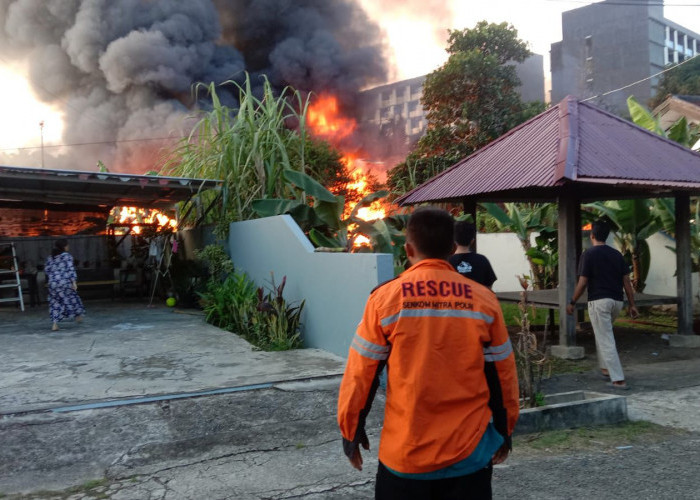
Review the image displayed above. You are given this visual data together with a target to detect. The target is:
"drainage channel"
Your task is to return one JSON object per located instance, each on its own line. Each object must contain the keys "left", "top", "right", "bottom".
{"left": 1, "top": 374, "right": 343, "bottom": 417}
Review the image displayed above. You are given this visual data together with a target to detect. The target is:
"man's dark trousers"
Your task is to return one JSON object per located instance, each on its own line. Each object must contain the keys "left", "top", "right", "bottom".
{"left": 375, "top": 461, "right": 493, "bottom": 500}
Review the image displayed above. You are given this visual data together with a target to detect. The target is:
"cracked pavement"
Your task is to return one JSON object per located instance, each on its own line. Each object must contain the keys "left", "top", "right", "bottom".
{"left": 4, "top": 304, "right": 700, "bottom": 499}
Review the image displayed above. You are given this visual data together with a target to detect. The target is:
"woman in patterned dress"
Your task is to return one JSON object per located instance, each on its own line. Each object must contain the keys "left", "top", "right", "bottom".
{"left": 45, "top": 239, "right": 85, "bottom": 331}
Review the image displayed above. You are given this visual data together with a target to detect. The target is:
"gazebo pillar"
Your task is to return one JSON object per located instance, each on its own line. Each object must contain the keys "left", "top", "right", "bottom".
{"left": 675, "top": 193, "right": 694, "bottom": 335}
{"left": 552, "top": 193, "right": 585, "bottom": 359}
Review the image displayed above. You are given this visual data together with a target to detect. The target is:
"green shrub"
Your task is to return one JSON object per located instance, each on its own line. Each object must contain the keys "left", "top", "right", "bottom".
{"left": 201, "top": 271, "right": 304, "bottom": 351}
{"left": 250, "top": 275, "right": 304, "bottom": 351}
{"left": 194, "top": 244, "right": 234, "bottom": 284}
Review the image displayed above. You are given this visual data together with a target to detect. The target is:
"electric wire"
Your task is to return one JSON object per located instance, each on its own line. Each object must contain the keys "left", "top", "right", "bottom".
{"left": 582, "top": 53, "right": 699, "bottom": 101}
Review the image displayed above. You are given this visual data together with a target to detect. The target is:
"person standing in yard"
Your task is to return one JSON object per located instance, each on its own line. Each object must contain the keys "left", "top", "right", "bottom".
{"left": 449, "top": 220, "right": 498, "bottom": 289}
{"left": 45, "top": 239, "right": 85, "bottom": 331}
{"left": 566, "top": 220, "right": 639, "bottom": 390}
{"left": 337, "top": 207, "right": 519, "bottom": 500}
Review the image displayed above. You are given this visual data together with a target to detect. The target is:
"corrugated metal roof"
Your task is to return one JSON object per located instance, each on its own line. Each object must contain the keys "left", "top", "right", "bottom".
{"left": 577, "top": 103, "right": 700, "bottom": 182}
{"left": 0, "top": 165, "right": 221, "bottom": 210}
{"left": 397, "top": 96, "right": 700, "bottom": 205}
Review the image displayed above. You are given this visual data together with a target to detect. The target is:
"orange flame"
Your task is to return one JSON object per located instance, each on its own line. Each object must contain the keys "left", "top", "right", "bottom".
{"left": 307, "top": 95, "right": 387, "bottom": 233}
{"left": 307, "top": 94, "right": 356, "bottom": 142}
{"left": 112, "top": 206, "right": 177, "bottom": 235}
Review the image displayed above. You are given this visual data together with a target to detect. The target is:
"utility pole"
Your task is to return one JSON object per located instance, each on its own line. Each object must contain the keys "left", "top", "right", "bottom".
{"left": 39, "top": 120, "right": 45, "bottom": 168}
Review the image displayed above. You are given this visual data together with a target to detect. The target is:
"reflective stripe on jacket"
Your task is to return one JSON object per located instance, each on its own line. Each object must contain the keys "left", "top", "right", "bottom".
{"left": 337, "top": 258, "right": 519, "bottom": 474}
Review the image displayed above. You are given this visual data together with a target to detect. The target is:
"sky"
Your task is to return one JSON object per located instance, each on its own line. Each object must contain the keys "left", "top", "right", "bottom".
{"left": 361, "top": 0, "right": 700, "bottom": 81}
{"left": 1, "top": 0, "right": 699, "bottom": 155}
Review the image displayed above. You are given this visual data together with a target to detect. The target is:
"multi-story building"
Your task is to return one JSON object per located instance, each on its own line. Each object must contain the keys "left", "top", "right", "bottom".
{"left": 358, "top": 55, "right": 545, "bottom": 151}
{"left": 551, "top": 0, "right": 700, "bottom": 114}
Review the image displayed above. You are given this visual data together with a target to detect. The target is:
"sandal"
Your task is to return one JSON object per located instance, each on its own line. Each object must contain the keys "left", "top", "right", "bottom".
{"left": 607, "top": 382, "right": 630, "bottom": 391}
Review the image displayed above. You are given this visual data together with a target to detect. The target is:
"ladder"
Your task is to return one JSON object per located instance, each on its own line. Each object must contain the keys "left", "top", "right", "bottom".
{"left": 0, "top": 243, "right": 25, "bottom": 311}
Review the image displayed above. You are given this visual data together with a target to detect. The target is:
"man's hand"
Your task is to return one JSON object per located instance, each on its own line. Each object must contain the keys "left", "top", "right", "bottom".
{"left": 492, "top": 443, "right": 510, "bottom": 465}
{"left": 566, "top": 304, "right": 575, "bottom": 315}
{"left": 628, "top": 305, "right": 639, "bottom": 319}
{"left": 348, "top": 434, "right": 370, "bottom": 471}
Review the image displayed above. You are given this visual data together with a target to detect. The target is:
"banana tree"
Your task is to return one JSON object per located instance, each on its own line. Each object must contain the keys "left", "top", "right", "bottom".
{"left": 626, "top": 96, "right": 700, "bottom": 281}
{"left": 251, "top": 169, "right": 408, "bottom": 273}
{"left": 628, "top": 96, "right": 700, "bottom": 149}
{"left": 652, "top": 198, "right": 700, "bottom": 274}
{"left": 481, "top": 203, "right": 557, "bottom": 289}
{"left": 585, "top": 199, "right": 662, "bottom": 292}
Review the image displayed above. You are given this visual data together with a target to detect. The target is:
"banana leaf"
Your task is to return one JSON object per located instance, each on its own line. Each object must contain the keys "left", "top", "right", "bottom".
{"left": 627, "top": 96, "right": 664, "bottom": 135}
{"left": 349, "top": 190, "right": 389, "bottom": 222}
{"left": 315, "top": 197, "right": 345, "bottom": 230}
{"left": 287, "top": 204, "right": 325, "bottom": 231}
{"left": 309, "top": 228, "right": 345, "bottom": 249}
{"left": 667, "top": 117, "right": 691, "bottom": 146}
{"left": 353, "top": 218, "right": 393, "bottom": 254}
{"left": 480, "top": 202, "right": 512, "bottom": 228}
{"left": 283, "top": 169, "right": 337, "bottom": 203}
{"left": 251, "top": 199, "right": 302, "bottom": 218}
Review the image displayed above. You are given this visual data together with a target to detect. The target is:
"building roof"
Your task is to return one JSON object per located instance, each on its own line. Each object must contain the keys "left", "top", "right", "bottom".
{"left": 653, "top": 94, "right": 700, "bottom": 131}
{"left": 0, "top": 165, "right": 221, "bottom": 211}
{"left": 396, "top": 96, "right": 700, "bottom": 205}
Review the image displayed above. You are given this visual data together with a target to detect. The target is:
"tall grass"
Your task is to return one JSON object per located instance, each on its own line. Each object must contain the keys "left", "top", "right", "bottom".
{"left": 161, "top": 74, "right": 311, "bottom": 225}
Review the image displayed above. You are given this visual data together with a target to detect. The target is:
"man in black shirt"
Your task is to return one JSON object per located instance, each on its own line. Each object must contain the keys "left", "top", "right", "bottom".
{"left": 449, "top": 221, "right": 497, "bottom": 289}
{"left": 566, "top": 221, "right": 638, "bottom": 389}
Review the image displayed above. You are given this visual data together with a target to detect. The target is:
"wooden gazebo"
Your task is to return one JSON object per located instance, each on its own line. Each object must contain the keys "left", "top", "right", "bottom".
{"left": 397, "top": 96, "right": 700, "bottom": 358}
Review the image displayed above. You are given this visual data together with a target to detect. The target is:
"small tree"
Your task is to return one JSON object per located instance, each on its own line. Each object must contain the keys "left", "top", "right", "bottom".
{"left": 513, "top": 276, "right": 550, "bottom": 408}
{"left": 648, "top": 56, "right": 700, "bottom": 110}
{"left": 417, "top": 21, "right": 544, "bottom": 161}
{"left": 481, "top": 203, "right": 558, "bottom": 289}
{"left": 387, "top": 21, "right": 546, "bottom": 198}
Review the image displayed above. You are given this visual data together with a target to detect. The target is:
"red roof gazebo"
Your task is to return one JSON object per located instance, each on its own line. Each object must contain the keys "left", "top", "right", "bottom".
{"left": 397, "top": 96, "right": 700, "bottom": 357}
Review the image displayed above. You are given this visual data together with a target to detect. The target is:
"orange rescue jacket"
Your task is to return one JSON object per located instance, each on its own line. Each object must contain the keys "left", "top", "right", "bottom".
{"left": 337, "top": 259, "right": 519, "bottom": 474}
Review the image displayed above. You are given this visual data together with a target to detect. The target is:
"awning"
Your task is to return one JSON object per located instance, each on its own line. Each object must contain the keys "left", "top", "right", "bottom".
{"left": 0, "top": 165, "right": 221, "bottom": 211}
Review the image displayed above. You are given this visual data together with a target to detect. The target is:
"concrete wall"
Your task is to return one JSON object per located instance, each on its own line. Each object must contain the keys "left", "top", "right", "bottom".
{"left": 226, "top": 221, "right": 691, "bottom": 358}
{"left": 645, "top": 232, "right": 699, "bottom": 304}
{"left": 479, "top": 231, "right": 694, "bottom": 301}
{"left": 477, "top": 233, "right": 533, "bottom": 293}
{"left": 228, "top": 215, "right": 394, "bottom": 358}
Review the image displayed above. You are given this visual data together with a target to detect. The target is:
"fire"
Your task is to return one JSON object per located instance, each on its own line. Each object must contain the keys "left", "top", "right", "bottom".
{"left": 307, "top": 94, "right": 387, "bottom": 228}
{"left": 307, "top": 94, "right": 356, "bottom": 142}
{"left": 112, "top": 206, "right": 177, "bottom": 235}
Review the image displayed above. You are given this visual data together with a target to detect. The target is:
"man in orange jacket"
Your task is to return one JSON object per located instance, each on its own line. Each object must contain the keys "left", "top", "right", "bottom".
{"left": 337, "top": 207, "right": 519, "bottom": 499}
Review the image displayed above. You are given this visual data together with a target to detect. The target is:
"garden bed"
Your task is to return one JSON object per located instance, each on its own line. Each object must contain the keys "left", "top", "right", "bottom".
{"left": 515, "top": 390, "right": 627, "bottom": 435}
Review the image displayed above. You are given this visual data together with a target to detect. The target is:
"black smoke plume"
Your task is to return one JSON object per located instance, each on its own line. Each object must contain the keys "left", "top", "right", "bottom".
{"left": 0, "top": 0, "right": 388, "bottom": 173}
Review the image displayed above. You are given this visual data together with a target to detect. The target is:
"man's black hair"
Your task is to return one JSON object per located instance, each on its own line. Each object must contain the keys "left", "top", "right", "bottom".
{"left": 407, "top": 207, "right": 455, "bottom": 259}
{"left": 591, "top": 220, "right": 610, "bottom": 242}
{"left": 454, "top": 221, "right": 476, "bottom": 247}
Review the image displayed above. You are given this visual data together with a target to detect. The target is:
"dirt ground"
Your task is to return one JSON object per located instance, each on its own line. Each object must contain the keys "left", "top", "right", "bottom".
{"left": 510, "top": 321, "right": 700, "bottom": 368}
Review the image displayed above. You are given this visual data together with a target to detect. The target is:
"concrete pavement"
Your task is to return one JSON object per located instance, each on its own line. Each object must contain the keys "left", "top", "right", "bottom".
{"left": 3, "top": 302, "right": 700, "bottom": 498}
{"left": 0, "top": 302, "right": 345, "bottom": 414}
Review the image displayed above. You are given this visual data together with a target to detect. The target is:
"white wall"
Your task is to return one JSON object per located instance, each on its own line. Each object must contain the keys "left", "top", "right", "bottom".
{"left": 228, "top": 215, "right": 394, "bottom": 358}
{"left": 479, "top": 231, "right": 695, "bottom": 303}
{"left": 645, "top": 232, "right": 699, "bottom": 304}
{"left": 477, "top": 233, "right": 533, "bottom": 292}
